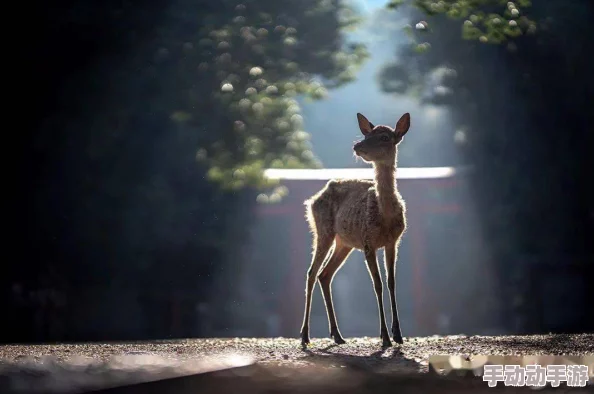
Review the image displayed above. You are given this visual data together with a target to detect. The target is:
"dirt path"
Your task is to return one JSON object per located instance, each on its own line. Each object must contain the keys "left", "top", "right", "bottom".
{"left": 1, "top": 334, "right": 592, "bottom": 393}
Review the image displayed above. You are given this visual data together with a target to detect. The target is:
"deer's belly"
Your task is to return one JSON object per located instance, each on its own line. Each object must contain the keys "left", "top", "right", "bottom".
{"left": 336, "top": 220, "right": 405, "bottom": 250}
{"left": 336, "top": 230, "right": 365, "bottom": 249}
{"left": 334, "top": 205, "right": 366, "bottom": 249}
{"left": 373, "top": 224, "right": 405, "bottom": 249}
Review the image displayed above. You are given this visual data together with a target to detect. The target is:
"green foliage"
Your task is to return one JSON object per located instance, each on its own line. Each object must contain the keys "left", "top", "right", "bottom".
{"left": 379, "top": 0, "right": 537, "bottom": 101}
{"left": 164, "top": 0, "right": 368, "bottom": 193}
{"left": 388, "top": 0, "right": 536, "bottom": 45}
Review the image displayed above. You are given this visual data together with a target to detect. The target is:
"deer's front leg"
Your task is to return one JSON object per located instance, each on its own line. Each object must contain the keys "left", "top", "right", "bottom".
{"left": 364, "top": 245, "right": 392, "bottom": 347}
{"left": 385, "top": 243, "right": 403, "bottom": 344}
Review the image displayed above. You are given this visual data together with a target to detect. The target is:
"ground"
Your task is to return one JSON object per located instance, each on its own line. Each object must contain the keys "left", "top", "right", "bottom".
{"left": 1, "top": 334, "right": 593, "bottom": 393}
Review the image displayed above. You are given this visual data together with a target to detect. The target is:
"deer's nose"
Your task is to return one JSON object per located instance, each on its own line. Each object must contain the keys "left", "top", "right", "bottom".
{"left": 354, "top": 143, "right": 365, "bottom": 153}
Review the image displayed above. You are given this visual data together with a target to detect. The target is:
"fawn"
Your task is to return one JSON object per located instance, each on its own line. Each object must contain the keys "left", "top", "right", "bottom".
{"left": 300, "top": 112, "right": 411, "bottom": 347}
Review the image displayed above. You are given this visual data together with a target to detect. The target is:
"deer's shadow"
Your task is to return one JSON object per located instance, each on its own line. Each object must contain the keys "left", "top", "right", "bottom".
{"left": 300, "top": 342, "right": 421, "bottom": 373}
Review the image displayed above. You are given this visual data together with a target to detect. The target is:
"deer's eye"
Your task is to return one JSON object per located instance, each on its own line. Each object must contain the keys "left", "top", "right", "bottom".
{"left": 381, "top": 135, "right": 390, "bottom": 142}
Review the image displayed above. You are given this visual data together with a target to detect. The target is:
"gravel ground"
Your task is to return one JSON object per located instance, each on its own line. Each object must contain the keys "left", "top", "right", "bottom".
{"left": 1, "top": 334, "right": 593, "bottom": 369}
{"left": 1, "top": 334, "right": 593, "bottom": 393}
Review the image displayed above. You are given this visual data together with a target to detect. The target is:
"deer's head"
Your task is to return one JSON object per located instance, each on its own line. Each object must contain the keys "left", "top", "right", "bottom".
{"left": 353, "top": 112, "right": 410, "bottom": 164}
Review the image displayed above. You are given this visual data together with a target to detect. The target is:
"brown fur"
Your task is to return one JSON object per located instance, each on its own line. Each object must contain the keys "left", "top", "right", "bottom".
{"left": 300, "top": 112, "right": 411, "bottom": 347}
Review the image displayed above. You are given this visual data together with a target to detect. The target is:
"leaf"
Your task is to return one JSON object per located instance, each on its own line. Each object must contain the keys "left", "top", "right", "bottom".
{"left": 387, "top": 0, "right": 406, "bottom": 10}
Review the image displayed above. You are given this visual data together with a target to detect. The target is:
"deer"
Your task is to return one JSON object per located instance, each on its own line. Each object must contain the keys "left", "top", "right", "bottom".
{"left": 299, "top": 112, "right": 411, "bottom": 348}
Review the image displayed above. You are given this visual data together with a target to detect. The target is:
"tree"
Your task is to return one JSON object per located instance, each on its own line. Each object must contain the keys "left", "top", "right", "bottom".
{"left": 380, "top": 0, "right": 594, "bottom": 333}
{"left": 161, "top": 0, "right": 368, "bottom": 193}
{"left": 18, "top": 0, "right": 369, "bottom": 340}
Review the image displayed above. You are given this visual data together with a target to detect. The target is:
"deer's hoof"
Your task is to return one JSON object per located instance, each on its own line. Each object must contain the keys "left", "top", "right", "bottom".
{"left": 382, "top": 338, "right": 393, "bottom": 348}
{"left": 300, "top": 332, "right": 310, "bottom": 346}
{"left": 392, "top": 326, "right": 403, "bottom": 344}
{"left": 331, "top": 329, "right": 346, "bottom": 344}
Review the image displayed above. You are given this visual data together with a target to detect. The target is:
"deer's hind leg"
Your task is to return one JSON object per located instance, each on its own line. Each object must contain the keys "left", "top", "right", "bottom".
{"left": 300, "top": 198, "right": 335, "bottom": 346}
{"left": 318, "top": 237, "right": 353, "bottom": 344}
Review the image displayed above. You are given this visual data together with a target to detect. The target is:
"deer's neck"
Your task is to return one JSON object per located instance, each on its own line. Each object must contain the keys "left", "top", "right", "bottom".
{"left": 373, "top": 160, "right": 399, "bottom": 219}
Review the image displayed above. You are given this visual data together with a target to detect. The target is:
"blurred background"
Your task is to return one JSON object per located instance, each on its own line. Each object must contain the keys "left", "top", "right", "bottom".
{"left": 6, "top": 0, "right": 593, "bottom": 343}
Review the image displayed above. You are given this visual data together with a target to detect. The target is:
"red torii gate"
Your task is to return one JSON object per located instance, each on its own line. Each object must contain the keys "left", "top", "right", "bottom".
{"left": 255, "top": 167, "right": 465, "bottom": 337}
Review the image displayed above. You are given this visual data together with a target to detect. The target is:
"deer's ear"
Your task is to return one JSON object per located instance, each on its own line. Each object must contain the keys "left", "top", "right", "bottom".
{"left": 394, "top": 113, "right": 410, "bottom": 137}
{"left": 357, "top": 113, "right": 374, "bottom": 135}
